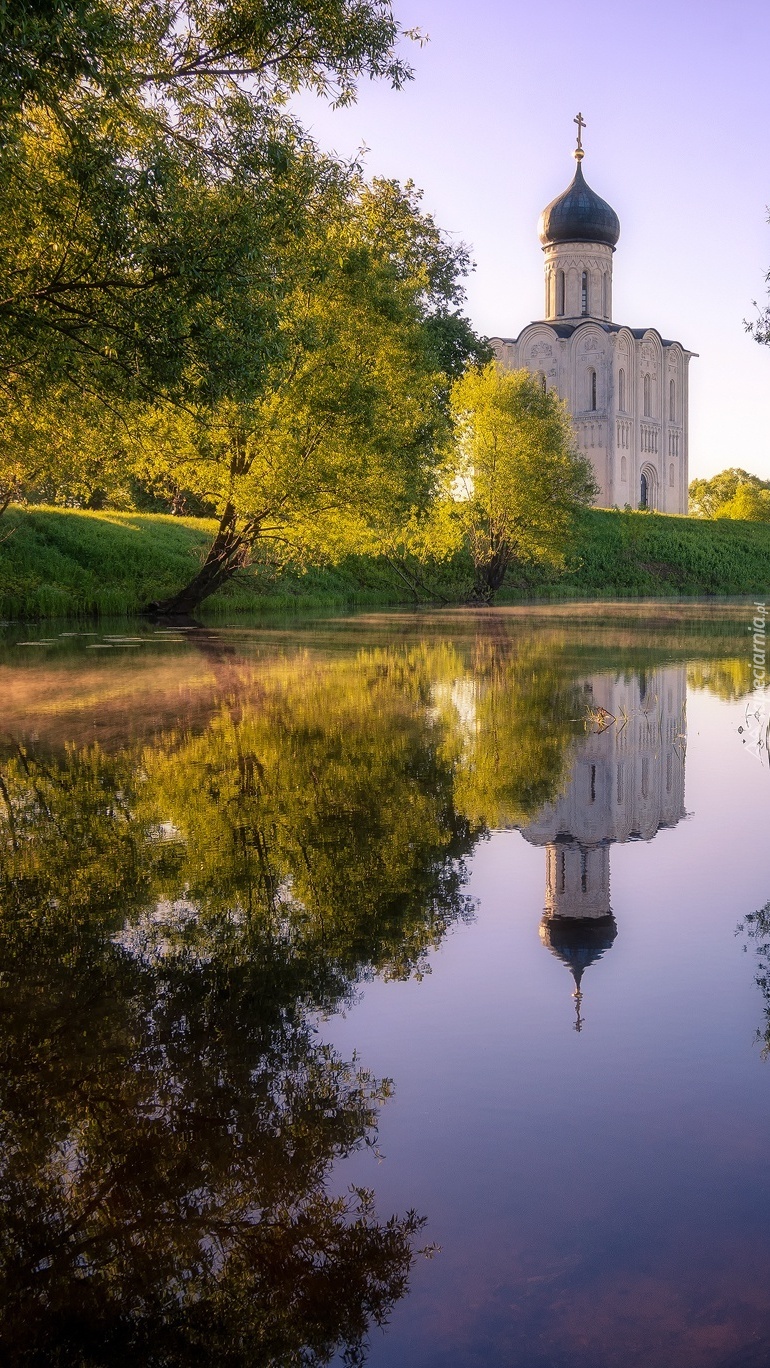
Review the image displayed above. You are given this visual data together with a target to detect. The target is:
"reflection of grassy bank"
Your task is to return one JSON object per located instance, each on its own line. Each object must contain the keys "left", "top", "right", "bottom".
{"left": 0, "top": 606, "right": 757, "bottom": 748}
{"left": 1, "top": 505, "right": 770, "bottom": 620}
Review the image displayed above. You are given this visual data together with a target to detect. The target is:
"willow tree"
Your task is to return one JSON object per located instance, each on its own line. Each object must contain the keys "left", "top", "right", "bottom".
{"left": 448, "top": 363, "right": 597, "bottom": 602}
{"left": 0, "top": 1, "right": 419, "bottom": 502}
{"left": 134, "top": 178, "right": 483, "bottom": 614}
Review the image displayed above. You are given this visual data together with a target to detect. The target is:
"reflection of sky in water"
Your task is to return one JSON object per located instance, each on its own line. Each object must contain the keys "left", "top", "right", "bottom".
{"left": 328, "top": 686, "right": 770, "bottom": 1368}
{"left": 2, "top": 616, "right": 770, "bottom": 1367}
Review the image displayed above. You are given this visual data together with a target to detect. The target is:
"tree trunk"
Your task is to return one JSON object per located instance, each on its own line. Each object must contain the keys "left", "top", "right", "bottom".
{"left": 145, "top": 502, "right": 249, "bottom": 616}
{"left": 469, "top": 541, "right": 511, "bottom": 604}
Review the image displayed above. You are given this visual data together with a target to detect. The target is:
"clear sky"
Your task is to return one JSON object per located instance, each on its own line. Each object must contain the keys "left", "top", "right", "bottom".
{"left": 292, "top": 0, "right": 770, "bottom": 480}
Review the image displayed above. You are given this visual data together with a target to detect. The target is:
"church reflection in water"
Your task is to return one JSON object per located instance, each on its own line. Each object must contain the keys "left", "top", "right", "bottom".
{"left": 518, "top": 666, "right": 687, "bottom": 1029}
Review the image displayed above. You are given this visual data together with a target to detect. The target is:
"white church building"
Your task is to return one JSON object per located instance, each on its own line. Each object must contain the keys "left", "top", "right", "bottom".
{"left": 518, "top": 665, "right": 687, "bottom": 1029}
{"left": 491, "top": 117, "right": 695, "bottom": 514}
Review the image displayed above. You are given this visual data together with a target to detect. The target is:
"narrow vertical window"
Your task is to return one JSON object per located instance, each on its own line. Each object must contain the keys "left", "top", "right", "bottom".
{"left": 602, "top": 272, "right": 608, "bottom": 318}
{"left": 537, "top": 371, "right": 546, "bottom": 394}
{"left": 588, "top": 368, "right": 597, "bottom": 411}
{"left": 618, "top": 367, "right": 626, "bottom": 411}
{"left": 669, "top": 463, "right": 675, "bottom": 487}
{"left": 669, "top": 378, "right": 675, "bottom": 422}
{"left": 640, "top": 472, "right": 648, "bottom": 508}
{"left": 581, "top": 270, "right": 589, "bottom": 316}
{"left": 580, "top": 849, "right": 588, "bottom": 893}
{"left": 590, "top": 764, "right": 596, "bottom": 802}
{"left": 621, "top": 455, "right": 627, "bottom": 481}
{"left": 557, "top": 270, "right": 565, "bottom": 317}
{"left": 643, "top": 373, "right": 651, "bottom": 417}
{"left": 559, "top": 850, "right": 566, "bottom": 893}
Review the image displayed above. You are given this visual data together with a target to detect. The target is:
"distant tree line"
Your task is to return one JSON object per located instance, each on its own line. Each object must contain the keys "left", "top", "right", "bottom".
{"left": 689, "top": 469, "right": 770, "bottom": 521}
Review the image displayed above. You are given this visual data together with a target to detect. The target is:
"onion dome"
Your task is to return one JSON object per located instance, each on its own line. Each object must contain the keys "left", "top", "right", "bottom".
{"left": 540, "top": 913, "right": 618, "bottom": 1032}
{"left": 538, "top": 159, "right": 620, "bottom": 249}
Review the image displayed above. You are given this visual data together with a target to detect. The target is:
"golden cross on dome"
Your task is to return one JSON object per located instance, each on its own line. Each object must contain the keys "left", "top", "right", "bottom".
{"left": 573, "top": 111, "right": 586, "bottom": 161}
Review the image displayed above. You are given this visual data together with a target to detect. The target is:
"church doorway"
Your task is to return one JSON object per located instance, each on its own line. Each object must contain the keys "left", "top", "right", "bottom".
{"left": 640, "top": 464, "right": 657, "bottom": 511}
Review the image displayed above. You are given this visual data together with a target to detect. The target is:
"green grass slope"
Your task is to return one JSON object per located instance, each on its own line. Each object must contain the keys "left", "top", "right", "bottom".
{"left": 550, "top": 508, "right": 770, "bottom": 597}
{"left": 1, "top": 504, "right": 769, "bottom": 621}
{"left": 0, "top": 507, "right": 403, "bottom": 619}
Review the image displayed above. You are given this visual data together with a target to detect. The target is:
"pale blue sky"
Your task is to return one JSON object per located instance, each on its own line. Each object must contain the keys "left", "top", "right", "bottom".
{"left": 293, "top": 0, "right": 770, "bottom": 480}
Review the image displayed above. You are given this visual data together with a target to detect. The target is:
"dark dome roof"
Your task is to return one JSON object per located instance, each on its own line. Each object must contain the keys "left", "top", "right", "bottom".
{"left": 538, "top": 161, "right": 620, "bottom": 248}
{"left": 540, "top": 913, "right": 618, "bottom": 991}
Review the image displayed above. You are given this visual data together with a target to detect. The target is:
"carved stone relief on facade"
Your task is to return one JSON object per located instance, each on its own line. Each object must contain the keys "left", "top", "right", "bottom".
{"left": 641, "top": 343, "right": 659, "bottom": 377}
{"left": 549, "top": 253, "right": 611, "bottom": 273}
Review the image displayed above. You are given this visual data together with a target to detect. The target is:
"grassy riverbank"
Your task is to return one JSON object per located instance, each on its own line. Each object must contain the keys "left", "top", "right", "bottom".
{"left": 523, "top": 507, "right": 770, "bottom": 598}
{"left": 0, "top": 507, "right": 402, "bottom": 619}
{"left": 1, "top": 504, "right": 769, "bottom": 620}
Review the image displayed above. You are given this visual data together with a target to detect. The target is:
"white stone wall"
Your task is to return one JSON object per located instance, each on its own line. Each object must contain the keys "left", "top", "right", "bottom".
{"left": 491, "top": 323, "right": 692, "bottom": 514}
{"left": 519, "top": 666, "right": 687, "bottom": 920}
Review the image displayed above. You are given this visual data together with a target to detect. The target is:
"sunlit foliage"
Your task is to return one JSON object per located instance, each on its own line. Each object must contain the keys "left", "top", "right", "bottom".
{"left": 689, "top": 468, "right": 770, "bottom": 521}
{"left": 445, "top": 364, "right": 597, "bottom": 602}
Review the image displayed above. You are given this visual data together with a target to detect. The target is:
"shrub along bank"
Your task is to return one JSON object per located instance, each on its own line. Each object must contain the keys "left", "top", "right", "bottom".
{"left": 0, "top": 505, "right": 769, "bottom": 620}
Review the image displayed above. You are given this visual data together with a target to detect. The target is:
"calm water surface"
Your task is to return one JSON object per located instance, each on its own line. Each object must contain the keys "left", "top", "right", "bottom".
{"left": 1, "top": 604, "right": 769, "bottom": 1367}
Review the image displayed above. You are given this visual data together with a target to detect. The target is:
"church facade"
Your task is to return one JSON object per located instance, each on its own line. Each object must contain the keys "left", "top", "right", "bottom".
{"left": 518, "top": 665, "right": 687, "bottom": 1029}
{"left": 490, "top": 120, "right": 695, "bottom": 514}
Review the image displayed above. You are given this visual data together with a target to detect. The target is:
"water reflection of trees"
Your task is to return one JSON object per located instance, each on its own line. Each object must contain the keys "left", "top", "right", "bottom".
{"left": 740, "top": 900, "right": 770, "bottom": 1058}
{"left": 0, "top": 641, "right": 647, "bottom": 1361}
{"left": 0, "top": 745, "right": 433, "bottom": 1364}
{"left": 687, "top": 659, "right": 754, "bottom": 701}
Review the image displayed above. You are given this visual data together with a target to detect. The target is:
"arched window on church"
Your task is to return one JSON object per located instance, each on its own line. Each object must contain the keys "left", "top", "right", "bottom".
{"left": 643, "top": 373, "right": 652, "bottom": 418}
{"left": 640, "top": 471, "right": 649, "bottom": 508}
{"left": 581, "top": 270, "right": 589, "bottom": 316}
{"left": 669, "top": 378, "right": 676, "bottom": 422}
{"left": 669, "top": 462, "right": 675, "bottom": 487}
{"left": 618, "top": 368, "right": 626, "bottom": 412}
{"left": 602, "top": 272, "right": 608, "bottom": 318}
{"left": 556, "top": 270, "right": 565, "bottom": 317}
{"left": 536, "top": 371, "right": 546, "bottom": 394}
{"left": 588, "top": 368, "right": 597, "bottom": 411}
{"left": 621, "top": 455, "right": 627, "bottom": 482}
